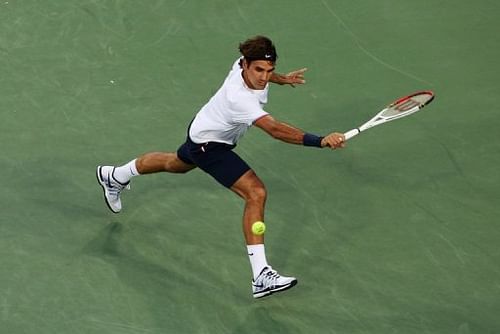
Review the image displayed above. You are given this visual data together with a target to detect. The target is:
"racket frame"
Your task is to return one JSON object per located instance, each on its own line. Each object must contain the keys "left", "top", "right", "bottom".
{"left": 344, "top": 91, "right": 434, "bottom": 140}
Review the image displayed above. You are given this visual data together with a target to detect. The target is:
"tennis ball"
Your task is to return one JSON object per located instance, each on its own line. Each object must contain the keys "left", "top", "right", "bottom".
{"left": 251, "top": 221, "right": 266, "bottom": 235}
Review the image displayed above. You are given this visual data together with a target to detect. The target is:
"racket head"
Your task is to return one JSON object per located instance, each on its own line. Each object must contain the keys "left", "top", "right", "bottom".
{"left": 381, "top": 91, "right": 435, "bottom": 118}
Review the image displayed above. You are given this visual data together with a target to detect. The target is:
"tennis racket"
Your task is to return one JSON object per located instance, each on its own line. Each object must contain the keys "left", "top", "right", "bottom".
{"left": 344, "top": 91, "right": 435, "bottom": 140}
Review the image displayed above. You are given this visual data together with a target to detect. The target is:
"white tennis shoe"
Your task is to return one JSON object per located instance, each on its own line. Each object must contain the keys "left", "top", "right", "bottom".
{"left": 96, "top": 165, "right": 130, "bottom": 213}
{"left": 252, "top": 266, "right": 297, "bottom": 298}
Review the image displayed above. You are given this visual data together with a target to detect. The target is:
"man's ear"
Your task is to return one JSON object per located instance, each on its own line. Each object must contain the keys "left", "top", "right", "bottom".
{"left": 242, "top": 58, "right": 249, "bottom": 70}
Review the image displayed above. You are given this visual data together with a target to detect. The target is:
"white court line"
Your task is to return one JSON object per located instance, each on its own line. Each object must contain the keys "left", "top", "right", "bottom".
{"left": 321, "top": 0, "right": 434, "bottom": 86}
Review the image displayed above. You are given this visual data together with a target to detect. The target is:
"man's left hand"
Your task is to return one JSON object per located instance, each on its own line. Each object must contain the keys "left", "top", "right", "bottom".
{"left": 285, "top": 68, "right": 307, "bottom": 87}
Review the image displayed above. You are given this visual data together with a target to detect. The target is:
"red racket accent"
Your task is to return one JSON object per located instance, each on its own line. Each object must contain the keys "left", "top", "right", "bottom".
{"left": 392, "top": 90, "right": 435, "bottom": 107}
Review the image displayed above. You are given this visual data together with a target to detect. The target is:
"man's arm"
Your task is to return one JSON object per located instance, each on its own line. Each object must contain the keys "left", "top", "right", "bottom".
{"left": 270, "top": 68, "right": 307, "bottom": 87}
{"left": 254, "top": 115, "right": 345, "bottom": 149}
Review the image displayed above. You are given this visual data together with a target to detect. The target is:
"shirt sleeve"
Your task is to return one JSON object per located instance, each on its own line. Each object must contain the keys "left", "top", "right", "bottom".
{"left": 230, "top": 94, "right": 269, "bottom": 126}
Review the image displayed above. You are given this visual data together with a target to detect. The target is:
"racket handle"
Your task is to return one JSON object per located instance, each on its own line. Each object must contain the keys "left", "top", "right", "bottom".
{"left": 344, "top": 129, "right": 360, "bottom": 140}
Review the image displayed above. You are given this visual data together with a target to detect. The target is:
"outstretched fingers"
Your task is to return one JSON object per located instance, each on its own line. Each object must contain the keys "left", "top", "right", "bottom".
{"left": 286, "top": 68, "right": 308, "bottom": 87}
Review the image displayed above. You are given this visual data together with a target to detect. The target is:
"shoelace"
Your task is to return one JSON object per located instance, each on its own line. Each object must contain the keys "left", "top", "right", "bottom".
{"left": 106, "top": 174, "right": 129, "bottom": 196}
{"left": 260, "top": 269, "right": 281, "bottom": 287}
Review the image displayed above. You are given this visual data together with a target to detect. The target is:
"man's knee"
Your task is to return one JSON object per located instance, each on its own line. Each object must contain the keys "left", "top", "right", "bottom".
{"left": 248, "top": 183, "right": 267, "bottom": 203}
{"left": 241, "top": 174, "right": 267, "bottom": 203}
{"left": 166, "top": 153, "right": 196, "bottom": 173}
{"left": 231, "top": 170, "right": 267, "bottom": 203}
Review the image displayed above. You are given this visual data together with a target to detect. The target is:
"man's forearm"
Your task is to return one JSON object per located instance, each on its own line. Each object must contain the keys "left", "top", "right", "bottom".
{"left": 268, "top": 122, "right": 306, "bottom": 144}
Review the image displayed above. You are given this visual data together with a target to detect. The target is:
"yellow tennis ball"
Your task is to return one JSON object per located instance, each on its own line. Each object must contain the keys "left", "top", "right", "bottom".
{"left": 251, "top": 221, "right": 266, "bottom": 235}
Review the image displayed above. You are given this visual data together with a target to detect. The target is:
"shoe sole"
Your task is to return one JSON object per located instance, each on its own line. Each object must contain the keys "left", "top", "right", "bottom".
{"left": 96, "top": 166, "right": 120, "bottom": 214}
{"left": 253, "top": 279, "right": 298, "bottom": 299}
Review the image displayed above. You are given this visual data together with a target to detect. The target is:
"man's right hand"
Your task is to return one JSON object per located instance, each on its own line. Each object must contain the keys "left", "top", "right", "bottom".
{"left": 321, "top": 133, "right": 345, "bottom": 149}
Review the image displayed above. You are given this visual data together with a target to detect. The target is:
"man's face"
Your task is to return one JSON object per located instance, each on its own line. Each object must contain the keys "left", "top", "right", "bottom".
{"left": 242, "top": 59, "right": 275, "bottom": 90}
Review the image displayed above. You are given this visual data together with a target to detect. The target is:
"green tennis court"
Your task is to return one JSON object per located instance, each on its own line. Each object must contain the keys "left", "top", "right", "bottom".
{"left": 1, "top": 1, "right": 499, "bottom": 333}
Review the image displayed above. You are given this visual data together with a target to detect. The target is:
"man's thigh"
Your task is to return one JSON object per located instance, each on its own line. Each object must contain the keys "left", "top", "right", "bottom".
{"left": 189, "top": 142, "right": 250, "bottom": 188}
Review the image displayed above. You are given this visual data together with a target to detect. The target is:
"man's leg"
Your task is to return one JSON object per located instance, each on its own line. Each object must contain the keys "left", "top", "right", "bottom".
{"left": 230, "top": 170, "right": 297, "bottom": 298}
{"left": 230, "top": 170, "right": 267, "bottom": 245}
{"left": 97, "top": 152, "right": 196, "bottom": 213}
{"left": 135, "top": 152, "right": 196, "bottom": 175}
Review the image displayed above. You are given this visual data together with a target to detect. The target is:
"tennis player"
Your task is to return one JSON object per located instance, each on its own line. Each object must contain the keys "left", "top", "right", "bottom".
{"left": 97, "top": 36, "right": 345, "bottom": 298}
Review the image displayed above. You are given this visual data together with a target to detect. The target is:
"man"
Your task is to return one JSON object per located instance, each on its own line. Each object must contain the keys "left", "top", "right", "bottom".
{"left": 97, "top": 36, "right": 345, "bottom": 298}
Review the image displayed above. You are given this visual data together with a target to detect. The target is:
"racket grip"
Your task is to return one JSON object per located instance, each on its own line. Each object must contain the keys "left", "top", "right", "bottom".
{"left": 344, "top": 129, "right": 360, "bottom": 140}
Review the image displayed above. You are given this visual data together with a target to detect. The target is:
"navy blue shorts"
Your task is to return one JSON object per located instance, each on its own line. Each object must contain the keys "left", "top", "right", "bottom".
{"left": 176, "top": 137, "right": 251, "bottom": 188}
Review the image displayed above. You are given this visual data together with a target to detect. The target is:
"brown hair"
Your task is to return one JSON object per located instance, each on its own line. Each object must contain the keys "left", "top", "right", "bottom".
{"left": 238, "top": 35, "right": 277, "bottom": 66}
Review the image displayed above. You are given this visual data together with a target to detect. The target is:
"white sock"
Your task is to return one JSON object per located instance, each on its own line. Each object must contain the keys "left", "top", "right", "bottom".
{"left": 247, "top": 244, "right": 269, "bottom": 280}
{"left": 113, "top": 159, "right": 139, "bottom": 184}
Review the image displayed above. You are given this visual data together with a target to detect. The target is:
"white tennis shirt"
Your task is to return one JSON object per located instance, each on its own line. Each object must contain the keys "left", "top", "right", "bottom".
{"left": 189, "top": 58, "right": 270, "bottom": 145}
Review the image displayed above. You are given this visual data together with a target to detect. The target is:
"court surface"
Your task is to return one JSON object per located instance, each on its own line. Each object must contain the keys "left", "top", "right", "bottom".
{"left": 1, "top": 1, "right": 499, "bottom": 333}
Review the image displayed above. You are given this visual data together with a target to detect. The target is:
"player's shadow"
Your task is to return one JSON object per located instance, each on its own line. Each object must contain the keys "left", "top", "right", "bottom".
{"left": 82, "top": 221, "right": 224, "bottom": 291}
{"left": 82, "top": 221, "right": 234, "bottom": 329}
{"left": 228, "top": 305, "right": 296, "bottom": 334}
